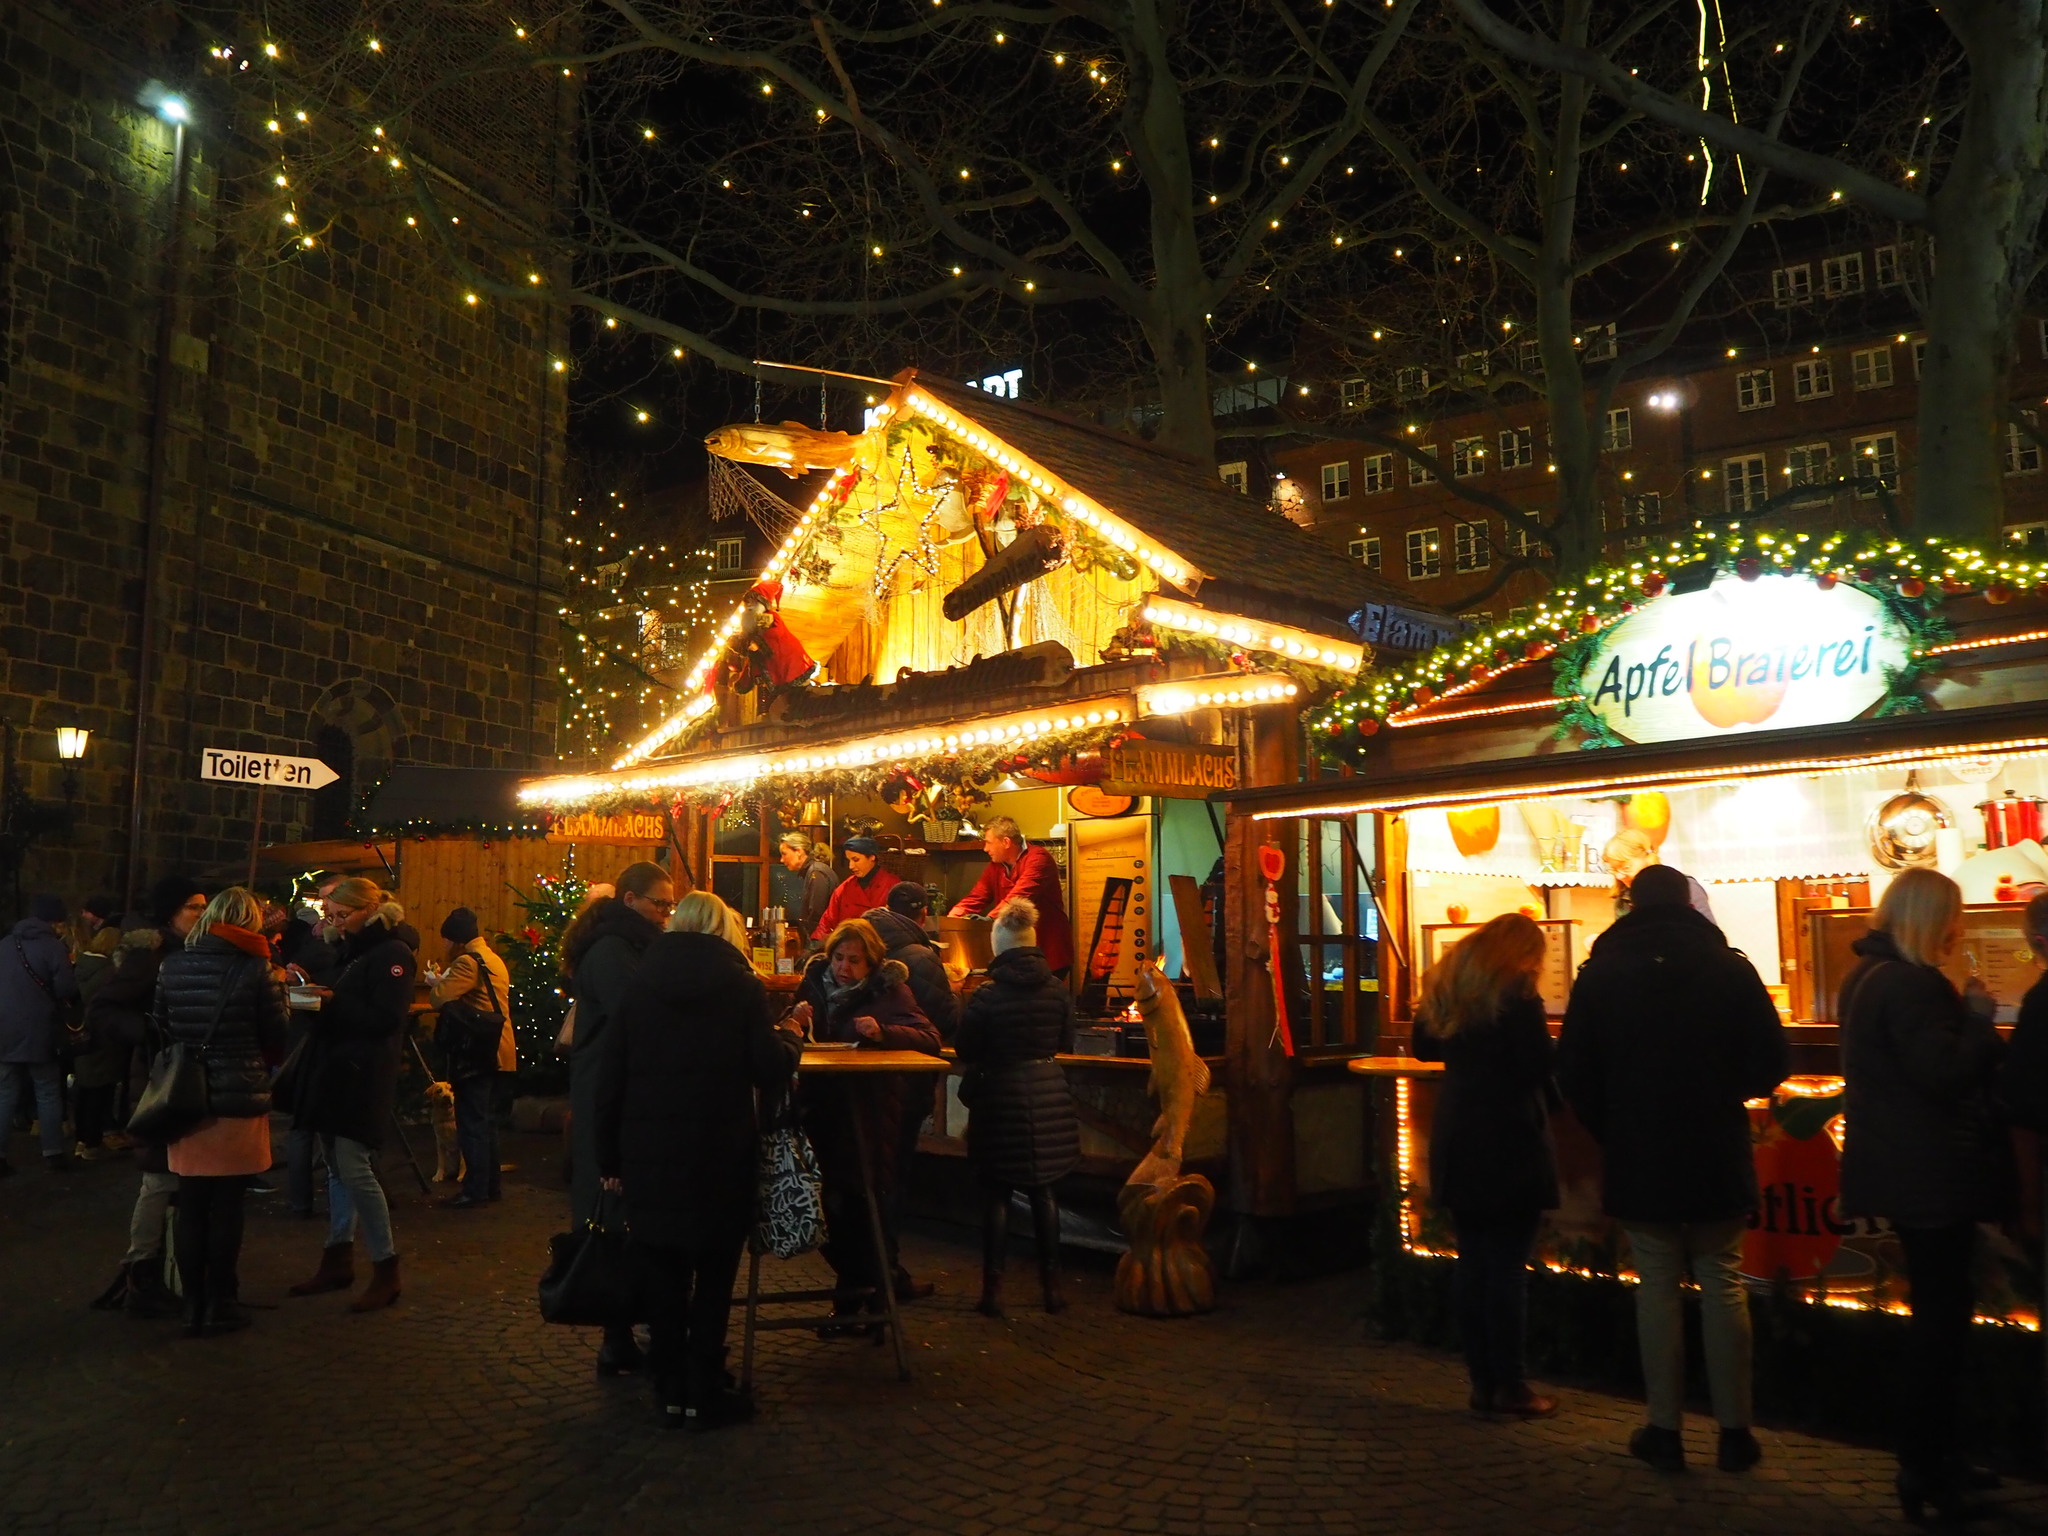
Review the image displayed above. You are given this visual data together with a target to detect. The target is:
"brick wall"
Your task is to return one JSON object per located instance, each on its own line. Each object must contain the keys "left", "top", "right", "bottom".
{"left": 0, "top": 1, "right": 566, "bottom": 913}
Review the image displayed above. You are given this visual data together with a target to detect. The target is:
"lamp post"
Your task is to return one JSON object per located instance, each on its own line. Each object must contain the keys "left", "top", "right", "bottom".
{"left": 56, "top": 727, "right": 90, "bottom": 805}
{"left": 123, "top": 88, "right": 194, "bottom": 920}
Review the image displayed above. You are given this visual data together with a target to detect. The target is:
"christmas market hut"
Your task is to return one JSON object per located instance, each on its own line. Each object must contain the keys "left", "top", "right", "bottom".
{"left": 514, "top": 368, "right": 1455, "bottom": 1231}
{"left": 1224, "top": 529, "right": 2048, "bottom": 1371}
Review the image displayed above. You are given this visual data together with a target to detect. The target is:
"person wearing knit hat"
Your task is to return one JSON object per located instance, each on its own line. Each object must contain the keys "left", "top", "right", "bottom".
{"left": 811, "top": 834, "right": 901, "bottom": 941}
{"left": 0, "top": 894, "right": 82, "bottom": 1173}
{"left": 428, "top": 906, "right": 514, "bottom": 1208}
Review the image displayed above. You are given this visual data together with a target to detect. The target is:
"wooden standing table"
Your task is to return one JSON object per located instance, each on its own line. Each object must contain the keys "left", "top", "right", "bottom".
{"left": 740, "top": 1048, "right": 953, "bottom": 1385}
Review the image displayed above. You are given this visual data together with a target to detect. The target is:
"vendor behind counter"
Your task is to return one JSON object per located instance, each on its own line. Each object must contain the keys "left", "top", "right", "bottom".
{"left": 948, "top": 816, "right": 1071, "bottom": 974}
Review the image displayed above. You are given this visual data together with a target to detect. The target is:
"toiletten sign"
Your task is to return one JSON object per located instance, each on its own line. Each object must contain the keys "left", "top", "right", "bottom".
{"left": 1578, "top": 575, "right": 1910, "bottom": 746}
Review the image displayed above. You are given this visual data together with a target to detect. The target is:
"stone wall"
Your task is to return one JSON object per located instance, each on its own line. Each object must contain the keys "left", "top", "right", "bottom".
{"left": 0, "top": 0, "right": 567, "bottom": 914}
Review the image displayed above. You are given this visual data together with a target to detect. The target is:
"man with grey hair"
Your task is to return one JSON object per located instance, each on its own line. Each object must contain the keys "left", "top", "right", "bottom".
{"left": 775, "top": 831, "right": 840, "bottom": 940}
{"left": 949, "top": 816, "right": 1072, "bottom": 974}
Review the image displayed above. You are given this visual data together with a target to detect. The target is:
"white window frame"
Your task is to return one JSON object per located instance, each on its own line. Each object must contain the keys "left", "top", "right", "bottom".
{"left": 1912, "top": 338, "right": 1928, "bottom": 379}
{"left": 1395, "top": 366, "right": 1430, "bottom": 399}
{"left": 1497, "top": 427, "right": 1534, "bottom": 470}
{"left": 1455, "top": 350, "right": 1491, "bottom": 379}
{"left": 1602, "top": 407, "right": 1632, "bottom": 450}
{"left": 1773, "top": 264, "right": 1812, "bottom": 306}
{"left": 1793, "top": 358, "right": 1834, "bottom": 400}
{"left": 1320, "top": 461, "right": 1352, "bottom": 501}
{"left": 713, "top": 536, "right": 746, "bottom": 572}
{"left": 1851, "top": 347, "right": 1894, "bottom": 391}
{"left": 1361, "top": 452, "right": 1394, "bottom": 494}
{"left": 1581, "top": 322, "right": 1617, "bottom": 362}
{"left": 1503, "top": 521, "right": 1542, "bottom": 559}
{"left": 1452, "top": 520, "right": 1490, "bottom": 573}
{"left": 1339, "top": 378, "right": 1370, "bottom": 410}
{"left": 1821, "top": 253, "right": 1865, "bottom": 297}
{"left": 1517, "top": 338, "right": 1544, "bottom": 376}
{"left": 1852, "top": 433, "right": 1901, "bottom": 497}
{"left": 2005, "top": 413, "right": 2042, "bottom": 475}
{"left": 1736, "top": 369, "right": 1775, "bottom": 411}
{"left": 1785, "top": 442, "right": 1836, "bottom": 500}
{"left": 1452, "top": 436, "right": 1486, "bottom": 477}
{"left": 1407, "top": 446, "right": 1439, "bottom": 486}
{"left": 1405, "top": 527, "right": 1443, "bottom": 580}
{"left": 1218, "top": 461, "right": 1248, "bottom": 493}
{"left": 1620, "top": 492, "right": 1663, "bottom": 529}
{"left": 1724, "top": 454, "right": 1769, "bottom": 514}
{"left": 1349, "top": 535, "right": 1382, "bottom": 571}
{"left": 1875, "top": 245, "right": 1901, "bottom": 288}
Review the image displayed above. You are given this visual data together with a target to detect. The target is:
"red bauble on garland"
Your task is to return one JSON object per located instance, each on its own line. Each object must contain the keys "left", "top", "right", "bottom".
{"left": 1578, "top": 612, "right": 1601, "bottom": 634}
{"left": 1358, "top": 717, "right": 1381, "bottom": 737}
{"left": 1468, "top": 664, "right": 1491, "bottom": 683}
{"left": 1898, "top": 576, "right": 1926, "bottom": 599}
{"left": 1987, "top": 583, "right": 2015, "bottom": 605}
{"left": 1412, "top": 684, "right": 1435, "bottom": 706}
{"left": 1940, "top": 577, "right": 1971, "bottom": 595}
{"left": 1857, "top": 566, "right": 1880, "bottom": 584}
{"left": 1525, "top": 640, "right": 1553, "bottom": 661}
{"left": 1736, "top": 557, "right": 1762, "bottom": 582}
{"left": 1815, "top": 570, "right": 1839, "bottom": 590}
{"left": 1641, "top": 573, "right": 1667, "bottom": 599}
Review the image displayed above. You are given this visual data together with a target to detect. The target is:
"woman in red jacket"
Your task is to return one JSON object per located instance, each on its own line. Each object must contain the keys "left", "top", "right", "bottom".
{"left": 811, "top": 837, "right": 900, "bottom": 940}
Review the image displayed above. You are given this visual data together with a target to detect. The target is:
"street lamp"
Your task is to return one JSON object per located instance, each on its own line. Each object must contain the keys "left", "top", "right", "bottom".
{"left": 56, "top": 728, "right": 89, "bottom": 804}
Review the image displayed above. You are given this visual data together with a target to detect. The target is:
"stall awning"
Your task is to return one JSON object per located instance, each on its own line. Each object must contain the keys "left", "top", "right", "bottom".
{"left": 1221, "top": 701, "right": 2048, "bottom": 819}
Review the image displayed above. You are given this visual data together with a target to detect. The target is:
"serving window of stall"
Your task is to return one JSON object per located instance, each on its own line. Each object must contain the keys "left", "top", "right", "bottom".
{"left": 1295, "top": 815, "right": 1379, "bottom": 1052}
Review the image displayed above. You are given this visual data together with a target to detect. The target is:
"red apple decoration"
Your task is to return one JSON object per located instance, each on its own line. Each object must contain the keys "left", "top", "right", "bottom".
{"left": 1857, "top": 566, "right": 1879, "bottom": 584}
{"left": 1413, "top": 684, "right": 1435, "bottom": 705}
{"left": 1469, "top": 664, "right": 1491, "bottom": 683}
{"left": 1940, "top": 577, "right": 1971, "bottom": 595}
{"left": 1815, "top": 570, "right": 1839, "bottom": 590}
{"left": 1358, "top": 716, "right": 1381, "bottom": 736}
{"left": 1525, "top": 640, "right": 1553, "bottom": 661}
{"left": 1578, "top": 612, "right": 1601, "bottom": 633}
{"left": 1641, "top": 573, "right": 1667, "bottom": 599}
{"left": 1987, "top": 583, "right": 2015, "bottom": 605}
{"left": 1736, "top": 557, "right": 1762, "bottom": 582}
{"left": 1899, "top": 576, "right": 1926, "bottom": 599}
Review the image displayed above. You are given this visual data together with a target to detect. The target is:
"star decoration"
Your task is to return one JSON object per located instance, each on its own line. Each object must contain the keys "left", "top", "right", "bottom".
{"left": 861, "top": 443, "right": 949, "bottom": 596}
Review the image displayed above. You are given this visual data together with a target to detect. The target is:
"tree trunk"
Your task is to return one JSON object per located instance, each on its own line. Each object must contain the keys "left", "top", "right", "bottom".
{"left": 1145, "top": 302, "right": 1217, "bottom": 461}
{"left": 1915, "top": 0, "right": 2048, "bottom": 544}
{"left": 1537, "top": 23, "right": 1603, "bottom": 577}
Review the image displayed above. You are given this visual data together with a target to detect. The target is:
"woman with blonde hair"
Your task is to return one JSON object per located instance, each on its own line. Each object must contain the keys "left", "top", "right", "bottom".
{"left": 1841, "top": 866, "right": 2011, "bottom": 1520}
{"left": 286, "top": 877, "right": 416, "bottom": 1312}
{"left": 1410, "top": 912, "right": 1560, "bottom": 1419}
{"left": 153, "top": 886, "right": 290, "bottom": 1336}
{"left": 669, "top": 891, "right": 752, "bottom": 959}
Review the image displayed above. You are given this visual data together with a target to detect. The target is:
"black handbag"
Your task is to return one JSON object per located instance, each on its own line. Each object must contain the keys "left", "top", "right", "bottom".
{"left": 437, "top": 959, "right": 506, "bottom": 1081}
{"left": 537, "top": 1190, "right": 640, "bottom": 1326}
{"left": 270, "top": 1033, "right": 312, "bottom": 1114}
{"left": 128, "top": 959, "right": 250, "bottom": 1143}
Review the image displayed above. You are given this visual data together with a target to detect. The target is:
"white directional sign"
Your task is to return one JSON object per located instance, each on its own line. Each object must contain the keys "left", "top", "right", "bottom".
{"left": 199, "top": 747, "right": 340, "bottom": 790}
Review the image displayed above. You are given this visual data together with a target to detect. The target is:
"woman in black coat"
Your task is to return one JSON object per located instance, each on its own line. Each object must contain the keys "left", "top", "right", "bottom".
{"left": 597, "top": 893, "right": 803, "bottom": 1429}
{"left": 1839, "top": 868, "right": 2010, "bottom": 1520}
{"left": 286, "top": 878, "right": 416, "bottom": 1314}
{"left": 954, "top": 898, "right": 1078, "bottom": 1318}
{"left": 1410, "top": 912, "right": 1560, "bottom": 1419}
{"left": 154, "top": 887, "right": 289, "bottom": 1337}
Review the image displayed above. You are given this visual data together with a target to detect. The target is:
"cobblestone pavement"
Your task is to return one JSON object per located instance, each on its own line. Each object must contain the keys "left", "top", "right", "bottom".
{"left": 4, "top": 1127, "right": 2046, "bottom": 1536}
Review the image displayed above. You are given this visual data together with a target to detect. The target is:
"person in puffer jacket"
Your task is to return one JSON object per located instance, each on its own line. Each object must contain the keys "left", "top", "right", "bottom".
{"left": 153, "top": 887, "right": 289, "bottom": 1337}
{"left": 954, "top": 898, "right": 1078, "bottom": 1318}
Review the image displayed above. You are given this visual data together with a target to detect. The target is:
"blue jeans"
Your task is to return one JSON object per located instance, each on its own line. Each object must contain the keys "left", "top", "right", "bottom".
{"left": 323, "top": 1135, "right": 397, "bottom": 1262}
{"left": 454, "top": 1071, "right": 500, "bottom": 1200}
{"left": 0, "top": 1061, "right": 66, "bottom": 1160}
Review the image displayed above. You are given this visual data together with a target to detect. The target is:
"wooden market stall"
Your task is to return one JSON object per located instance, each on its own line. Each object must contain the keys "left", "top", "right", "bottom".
{"left": 1226, "top": 533, "right": 2048, "bottom": 1323}
{"left": 517, "top": 369, "right": 1454, "bottom": 1230}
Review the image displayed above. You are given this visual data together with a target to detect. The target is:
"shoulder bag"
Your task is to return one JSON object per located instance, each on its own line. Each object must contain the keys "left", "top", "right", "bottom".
{"left": 129, "top": 959, "right": 252, "bottom": 1143}
{"left": 537, "top": 1189, "right": 641, "bottom": 1325}
{"left": 753, "top": 1074, "right": 828, "bottom": 1259}
{"left": 437, "top": 958, "right": 507, "bottom": 1080}
{"left": 13, "top": 937, "right": 88, "bottom": 1056}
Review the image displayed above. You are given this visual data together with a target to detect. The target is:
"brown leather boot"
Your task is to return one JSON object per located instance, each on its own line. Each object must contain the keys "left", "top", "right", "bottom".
{"left": 349, "top": 1255, "right": 402, "bottom": 1312}
{"left": 287, "top": 1242, "right": 355, "bottom": 1297}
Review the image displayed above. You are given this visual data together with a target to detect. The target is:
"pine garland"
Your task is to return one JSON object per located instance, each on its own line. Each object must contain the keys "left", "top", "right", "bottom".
{"left": 1311, "top": 530, "right": 2023, "bottom": 763}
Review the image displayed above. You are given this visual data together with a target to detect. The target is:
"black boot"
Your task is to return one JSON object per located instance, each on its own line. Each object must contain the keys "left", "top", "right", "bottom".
{"left": 181, "top": 1275, "right": 207, "bottom": 1340}
{"left": 1029, "top": 1188, "right": 1067, "bottom": 1314}
{"left": 201, "top": 1297, "right": 253, "bottom": 1337}
{"left": 596, "top": 1324, "right": 644, "bottom": 1376}
{"left": 685, "top": 1354, "right": 754, "bottom": 1433}
{"left": 90, "top": 1265, "right": 134, "bottom": 1311}
{"left": 978, "top": 1189, "right": 1009, "bottom": 1318}
{"left": 123, "top": 1259, "right": 182, "bottom": 1321}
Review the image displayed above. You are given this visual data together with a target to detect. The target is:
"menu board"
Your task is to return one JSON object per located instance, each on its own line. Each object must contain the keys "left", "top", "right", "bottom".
{"left": 1808, "top": 905, "right": 2045, "bottom": 1022}
{"left": 1418, "top": 920, "right": 1578, "bottom": 1017}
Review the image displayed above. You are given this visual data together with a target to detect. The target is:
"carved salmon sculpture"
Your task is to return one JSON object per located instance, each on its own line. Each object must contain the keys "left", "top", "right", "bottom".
{"left": 1115, "top": 959, "right": 1218, "bottom": 1316}
{"left": 703, "top": 421, "right": 861, "bottom": 478}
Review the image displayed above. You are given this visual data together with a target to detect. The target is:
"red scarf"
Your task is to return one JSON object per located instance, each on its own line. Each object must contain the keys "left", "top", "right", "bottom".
{"left": 210, "top": 922, "right": 275, "bottom": 959}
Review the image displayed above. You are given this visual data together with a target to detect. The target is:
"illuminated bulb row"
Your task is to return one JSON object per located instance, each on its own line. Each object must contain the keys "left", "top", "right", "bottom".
{"left": 1386, "top": 695, "right": 1567, "bottom": 728}
{"left": 1138, "top": 676, "right": 1300, "bottom": 717}
{"left": 902, "top": 392, "right": 1198, "bottom": 586}
{"left": 1140, "top": 602, "right": 1363, "bottom": 672}
{"left": 542, "top": 702, "right": 1131, "bottom": 808}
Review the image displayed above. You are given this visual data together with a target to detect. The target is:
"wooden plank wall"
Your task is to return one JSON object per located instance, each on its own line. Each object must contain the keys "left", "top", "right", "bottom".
{"left": 390, "top": 839, "right": 661, "bottom": 955}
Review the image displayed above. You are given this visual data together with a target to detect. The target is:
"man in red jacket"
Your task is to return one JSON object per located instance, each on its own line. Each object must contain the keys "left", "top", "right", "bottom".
{"left": 949, "top": 817, "right": 1072, "bottom": 974}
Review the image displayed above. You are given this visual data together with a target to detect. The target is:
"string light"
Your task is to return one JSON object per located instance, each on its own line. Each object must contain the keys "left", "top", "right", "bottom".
{"left": 1137, "top": 675, "right": 1301, "bottom": 717}
{"left": 1140, "top": 600, "right": 1363, "bottom": 671}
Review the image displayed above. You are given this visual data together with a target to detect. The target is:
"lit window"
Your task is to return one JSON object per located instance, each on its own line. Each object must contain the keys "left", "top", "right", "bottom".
{"left": 1724, "top": 454, "right": 1769, "bottom": 513}
{"left": 1407, "top": 445, "right": 1438, "bottom": 486}
{"left": 2009, "top": 521, "right": 2048, "bottom": 553}
{"left": 1821, "top": 253, "right": 1864, "bottom": 297}
{"left": 1452, "top": 436, "right": 1486, "bottom": 477}
{"left": 1320, "top": 461, "right": 1352, "bottom": 501}
{"left": 1772, "top": 264, "right": 1812, "bottom": 306}
{"left": 1852, "top": 433, "right": 1900, "bottom": 496}
{"left": 1602, "top": 407, "right": 1632, "bottom": 450}
{"left": 1736, "top": 370, "right": 1775, "bottom": 411}
{"left": 1218, "top": 461, "right": 1248, "bottom": 493}
{"left": 1349, "top": 535, "right": 1382, "bottom": 571}
{"left": 1497, "top": 427, "right": 1533, "bottom": 469}
{"left": 2005, "top": 414, "right": 2042, "bottom": 475}
{"left": 1339, "top": 379, "right": 1370, "bottom": 410}
{"left": 1793, "top": 358, "right": 1834, "bottom": 400}
{"left": 1851, "top": 347, "right": 1894, "bottom": 390}
{"left": 1453, "top": 519, "right": 1490, "bottom": 572}
{"left": 1405, "top": 527, "right": 1442, "bottom": 580}
{"left": 713, "top": 537, "right": 745, "bottom": 572}
{"left": 1362, "top": 453, "right": 1395, "bottom": 493}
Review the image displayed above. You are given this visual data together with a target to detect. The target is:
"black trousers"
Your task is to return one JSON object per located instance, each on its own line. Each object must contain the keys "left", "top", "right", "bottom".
{"left": 1450, "top": 1209, "right": 1542, "bottom": 1397}
{"left": 174, "top": 1175, "right": 248, "bottom": 1308}
{"left": 1896, "top": 1222, "right": 1978, "bottom": 1476}
{"left": 637, "top": 1239, "right": 745, "bottom": 1408}
{"left": 73, "top": 1083, "right": 118, "bottom": 1148}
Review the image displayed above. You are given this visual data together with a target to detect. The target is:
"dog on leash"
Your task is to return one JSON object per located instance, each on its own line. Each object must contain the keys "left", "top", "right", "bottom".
{"left": 424, "top": 1080, "right": 463, "bottom": 1183}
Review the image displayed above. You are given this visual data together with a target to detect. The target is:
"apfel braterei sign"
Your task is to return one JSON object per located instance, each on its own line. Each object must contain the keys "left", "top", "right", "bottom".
{"left": 1579, "top": 574, "right": 1910, "bottom": 746}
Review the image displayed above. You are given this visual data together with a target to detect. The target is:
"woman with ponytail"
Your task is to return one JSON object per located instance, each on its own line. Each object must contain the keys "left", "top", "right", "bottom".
{"left": 287, "top": 877, "right": 416, "bottom": 1313}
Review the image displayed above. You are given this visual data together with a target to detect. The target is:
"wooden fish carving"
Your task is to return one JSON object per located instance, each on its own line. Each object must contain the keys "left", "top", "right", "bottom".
{"left": 1116, "top": 958, "right": 1219, "bottom": 1317}
{"left": 1129, "top": 956, "right": 1211, "bottom": 1185}
{"left": 704, "top": 421, "right": 860, "bottom": 478}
